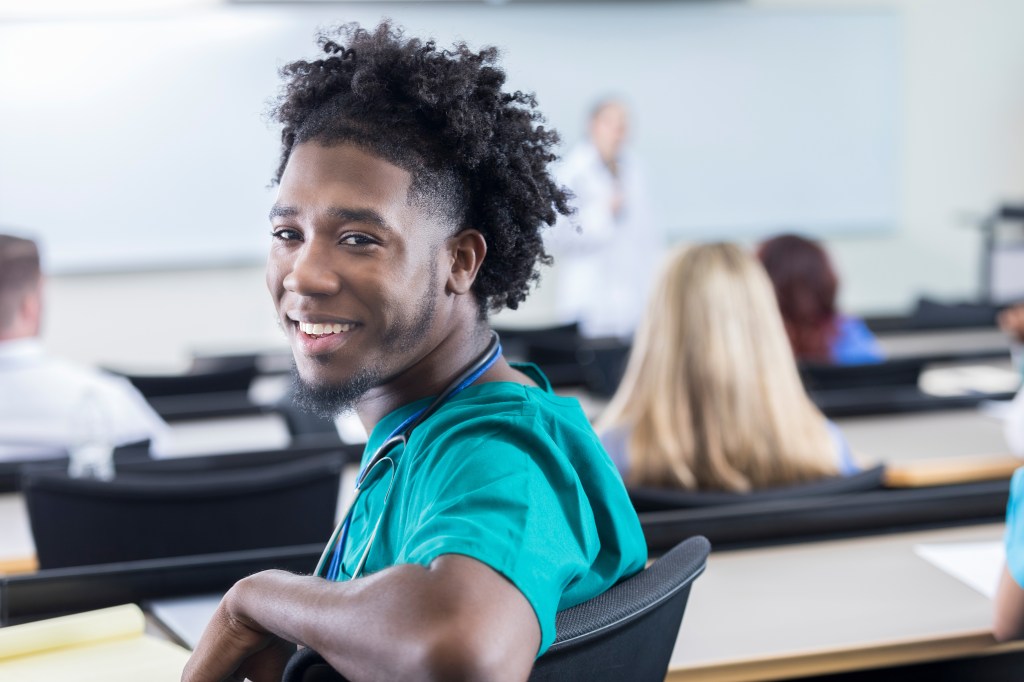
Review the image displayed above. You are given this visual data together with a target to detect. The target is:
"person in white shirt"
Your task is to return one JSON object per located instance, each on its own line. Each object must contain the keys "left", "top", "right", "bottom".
{"left": 0, "top": 233, "right": 166, "bottom": 460}
{"left": 547, "top": 99, "right": 662, "bottom": 339}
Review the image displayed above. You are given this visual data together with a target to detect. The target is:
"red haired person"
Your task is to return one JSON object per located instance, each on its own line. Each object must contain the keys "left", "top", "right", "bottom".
{"left": 757, "top": 234, "right": 883, "bottom": 366}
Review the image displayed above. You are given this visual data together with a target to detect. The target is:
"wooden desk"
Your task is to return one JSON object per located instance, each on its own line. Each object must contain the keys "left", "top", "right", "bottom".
{"left": 668, "top": 524, "right": 1017, "bottom": 681}
{"left": 837, "top": 406, "right": 1022, "bottom": 487}
{"left": 0, "top": 493, "right": 34, "bottom": 574}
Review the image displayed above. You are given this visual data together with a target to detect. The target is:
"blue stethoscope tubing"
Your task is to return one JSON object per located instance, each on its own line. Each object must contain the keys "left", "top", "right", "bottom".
{"left": 314, "top": 332, "right": 503, "bottom": 581}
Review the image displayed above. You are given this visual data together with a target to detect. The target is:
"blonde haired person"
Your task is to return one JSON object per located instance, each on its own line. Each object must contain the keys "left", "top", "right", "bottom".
{"left": 597, "top": 242, "right": 856, "bottom": 491}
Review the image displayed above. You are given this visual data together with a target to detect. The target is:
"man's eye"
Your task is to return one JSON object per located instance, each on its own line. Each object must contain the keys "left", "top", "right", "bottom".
{"left": 340, "top": 234, "right": 376, "bottom": 246}
{"left": 271, "top": 228, "right": 301, "bottom": 242}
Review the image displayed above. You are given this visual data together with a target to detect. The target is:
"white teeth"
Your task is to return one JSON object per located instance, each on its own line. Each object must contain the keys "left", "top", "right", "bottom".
{"left": 298, "top": 321, "right": 353, "bottom": 335}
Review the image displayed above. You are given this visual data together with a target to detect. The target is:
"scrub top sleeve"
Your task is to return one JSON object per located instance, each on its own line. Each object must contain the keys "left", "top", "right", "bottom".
{"left": 1006, "top": 467, "right": 1024, "bottom": 589}
{"left": 396, "top": 432, "right": 596, "bottom": 656}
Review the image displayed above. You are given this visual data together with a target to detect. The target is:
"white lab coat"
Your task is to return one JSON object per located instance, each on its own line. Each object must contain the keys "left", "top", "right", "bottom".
{"left": 547, "top": 141, "right": 662, "bottom": 338}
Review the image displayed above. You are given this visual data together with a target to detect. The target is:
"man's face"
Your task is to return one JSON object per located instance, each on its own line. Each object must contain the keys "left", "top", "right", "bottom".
{"left": 590, "top": 102, "right": 629, "bottom": 162}
{"left": 267, "top": 141, "right": 450, "bottom": 416}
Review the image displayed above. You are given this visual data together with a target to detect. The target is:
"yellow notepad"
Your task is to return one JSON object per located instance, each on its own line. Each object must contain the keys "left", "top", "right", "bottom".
{"left": 0, "top": 604, "right": 190, "bottom": 681}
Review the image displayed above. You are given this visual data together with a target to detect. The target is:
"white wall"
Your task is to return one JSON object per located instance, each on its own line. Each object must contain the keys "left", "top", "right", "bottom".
{"left": 763, "top": 0, "right": 1024, "bottom": 313}
{"left": 0, "top": 5, "right": 902, "bottom": 270}
{"left": 27, "top": 0, "right": 1024, "bottom": 369}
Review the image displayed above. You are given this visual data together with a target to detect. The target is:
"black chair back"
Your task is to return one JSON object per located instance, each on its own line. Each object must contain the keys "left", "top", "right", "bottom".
{"left": 492, "top": 323, "right": 580, "bottom": 362}
{"left": 629, "top": 465, "right": 887, "bottom": 513}
{"left": 576, "top": 339, "right": 632, "bottom": 397}
{"left": 112, "top": 436, "right": 358, "bottom": 473}
{"left": 639, "top": 479, "right": 1010, "bottom": 553}
{"left": 910, "top": 298, "right": 999, "bottom": 329}
{"left": 799, "top": 358, "right": 925, "bottom": 391}
{"left": 23, "top": 453, "right": 343, "bottom": 568}
{"left": 0, "top": 452, "right": 67, "bottom": 493}
{"left": 118, "top": 364, "right": 258, "bottom": 398}
{"left": 282, "top": 536, "right": 711, "bottom": 682}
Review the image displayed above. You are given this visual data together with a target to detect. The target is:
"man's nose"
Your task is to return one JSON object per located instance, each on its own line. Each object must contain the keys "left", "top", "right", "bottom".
{"left": 282, "top": 243, "right": 342, "bottom": 296}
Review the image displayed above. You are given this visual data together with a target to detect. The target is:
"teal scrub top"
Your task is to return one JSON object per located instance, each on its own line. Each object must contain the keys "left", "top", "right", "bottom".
{"left": 1006, "top": 467, "right": 1024, "bottom": 587}
{"left": 335, "top": 364, "right": 647, "bottom": 655}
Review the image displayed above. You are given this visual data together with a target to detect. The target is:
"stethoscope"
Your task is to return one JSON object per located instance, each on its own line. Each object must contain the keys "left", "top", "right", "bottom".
{"left": 314, "top": 331, "right": 503, "bottom": 581}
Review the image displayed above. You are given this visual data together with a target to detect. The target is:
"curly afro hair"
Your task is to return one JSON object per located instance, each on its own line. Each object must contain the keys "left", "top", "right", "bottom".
{"left": 271, "top": 21, "right": 572, "bottom": 313}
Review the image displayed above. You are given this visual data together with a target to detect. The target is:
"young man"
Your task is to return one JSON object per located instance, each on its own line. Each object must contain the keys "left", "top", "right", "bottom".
{"left": 182, "top": 23, "right": 646, "bottom": 682}
{"left": 0, "top": 233, "right": 166, "bottom": 460}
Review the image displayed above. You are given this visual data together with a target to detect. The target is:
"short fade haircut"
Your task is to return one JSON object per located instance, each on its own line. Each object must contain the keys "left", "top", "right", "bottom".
{"left": 0, "top": 234, "right": 41, "bottom": 333}
{"left": 271, "top": 21, "right": 572, "bottom": 313}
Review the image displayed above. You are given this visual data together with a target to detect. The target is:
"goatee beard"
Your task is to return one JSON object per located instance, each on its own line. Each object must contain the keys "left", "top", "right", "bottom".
{"left": 287, "top": 365, "right": 382, "bottom": 420}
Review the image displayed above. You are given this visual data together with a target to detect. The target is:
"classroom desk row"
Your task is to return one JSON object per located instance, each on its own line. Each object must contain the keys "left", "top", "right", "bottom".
{"left": 669, "top": 522, "right": 1016, "bottom": 681}
{"left": 34, "top": 520, "right": 1009, "bottom": 681}
{"left": 0, "top": 404, "right": 1016, "bottom": 568}
{"left": 2, "top": 401, "right": 1022, "bottom": 681}
{"left": 122, "top": 522, "right": 1019, "bottom": 681}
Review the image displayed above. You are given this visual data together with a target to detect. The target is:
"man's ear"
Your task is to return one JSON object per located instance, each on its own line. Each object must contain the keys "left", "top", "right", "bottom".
{"left": 21, "top": 284, "right": 43, "bottom": 337}
{"left": 2, "top": 283, "right": 43, "bottom": 340}
{"left": 446, "top": 229, "right": 487, "bottom": 296}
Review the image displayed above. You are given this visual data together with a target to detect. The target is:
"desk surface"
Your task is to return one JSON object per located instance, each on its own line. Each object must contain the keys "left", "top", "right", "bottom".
{"left": 669, "top": 523, "right": 1012, "bottom": 681}
{"left": 876, "top": 328, "right": 1010, "bottom": 359}
{"left": 837, "top": 407, "right": 1010, "bottom": 464}
{"left": 144, "top": 524, "right": 1015, "bottom": 682}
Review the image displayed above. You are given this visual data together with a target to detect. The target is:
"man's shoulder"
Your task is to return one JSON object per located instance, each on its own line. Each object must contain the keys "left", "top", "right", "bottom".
{"left": 32, "top": 355, "right": 137, "bottom": 393}
{"left": 14, "top": 354, "right": 154, "bottom": 417}
{"left": 429, "top": 382, "right": 593, "bottom": 440}
{"left": 403, "top": 384, "right": 617, "bottom": 493}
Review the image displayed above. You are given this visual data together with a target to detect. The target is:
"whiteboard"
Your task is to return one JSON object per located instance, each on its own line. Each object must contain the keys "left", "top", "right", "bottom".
{"left": 0, "top": 4, "right": 901, "bottom": 273}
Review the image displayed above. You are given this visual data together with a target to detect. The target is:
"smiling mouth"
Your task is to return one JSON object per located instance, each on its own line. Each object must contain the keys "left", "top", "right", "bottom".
{"left": 296, "top": 321, "right": 355, "bottom": 337}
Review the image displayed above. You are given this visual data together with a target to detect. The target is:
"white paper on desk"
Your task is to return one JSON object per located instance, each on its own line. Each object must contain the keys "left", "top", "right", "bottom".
{"left": 147, "top": 594, "right": 222, "bottom": 650}
{"left": 920, "top": 365, "right": 1022, "bottom": 397}
{"left": 914, "top": 541, "right": 1005, "bottom": 599}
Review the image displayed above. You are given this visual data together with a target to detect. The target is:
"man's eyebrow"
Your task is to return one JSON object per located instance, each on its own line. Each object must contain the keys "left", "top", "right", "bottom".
{"left": 268, "top": 204, "right": 298, "bottom": 221}
{"left": 326, "top": 206, "right": 393, "bottom": 232}
{"left": 268, "top": 204, "right": 393, "bottom": 232}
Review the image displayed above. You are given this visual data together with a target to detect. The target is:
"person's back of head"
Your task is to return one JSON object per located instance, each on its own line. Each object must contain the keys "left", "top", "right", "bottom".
{"left": 0, "top": 234, "right": 42, "bottom": 341}
{"left": 599, "top": 242, "right": 838, "bottom": 492}
{"left": 756, "top": 233, "right": 838, "bottom": 362}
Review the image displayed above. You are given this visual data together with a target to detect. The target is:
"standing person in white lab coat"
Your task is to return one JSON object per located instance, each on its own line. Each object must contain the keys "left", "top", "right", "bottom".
{"left": 548, "top": 99, "right": 662, "bottom": 339}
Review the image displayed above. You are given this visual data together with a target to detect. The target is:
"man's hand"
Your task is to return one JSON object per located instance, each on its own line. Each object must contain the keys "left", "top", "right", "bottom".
{"left": 999, "top": 304, "right": 1024, "bottom": 343}
{"left": 181, "top": 573, "right": 295, "bottom": 682}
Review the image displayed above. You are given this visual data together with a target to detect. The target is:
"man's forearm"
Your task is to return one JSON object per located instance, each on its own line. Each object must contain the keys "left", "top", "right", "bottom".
{"left": 209, "top": 557, "right": 538, "bottom": 682}
{"left": 226, "top": 568, "right": 442, "bottom": 681}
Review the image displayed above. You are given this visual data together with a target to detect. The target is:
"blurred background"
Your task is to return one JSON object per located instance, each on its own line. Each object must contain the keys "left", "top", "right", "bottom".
{"left": 1, "top": 0, "right": 1023, "bottom": 372}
